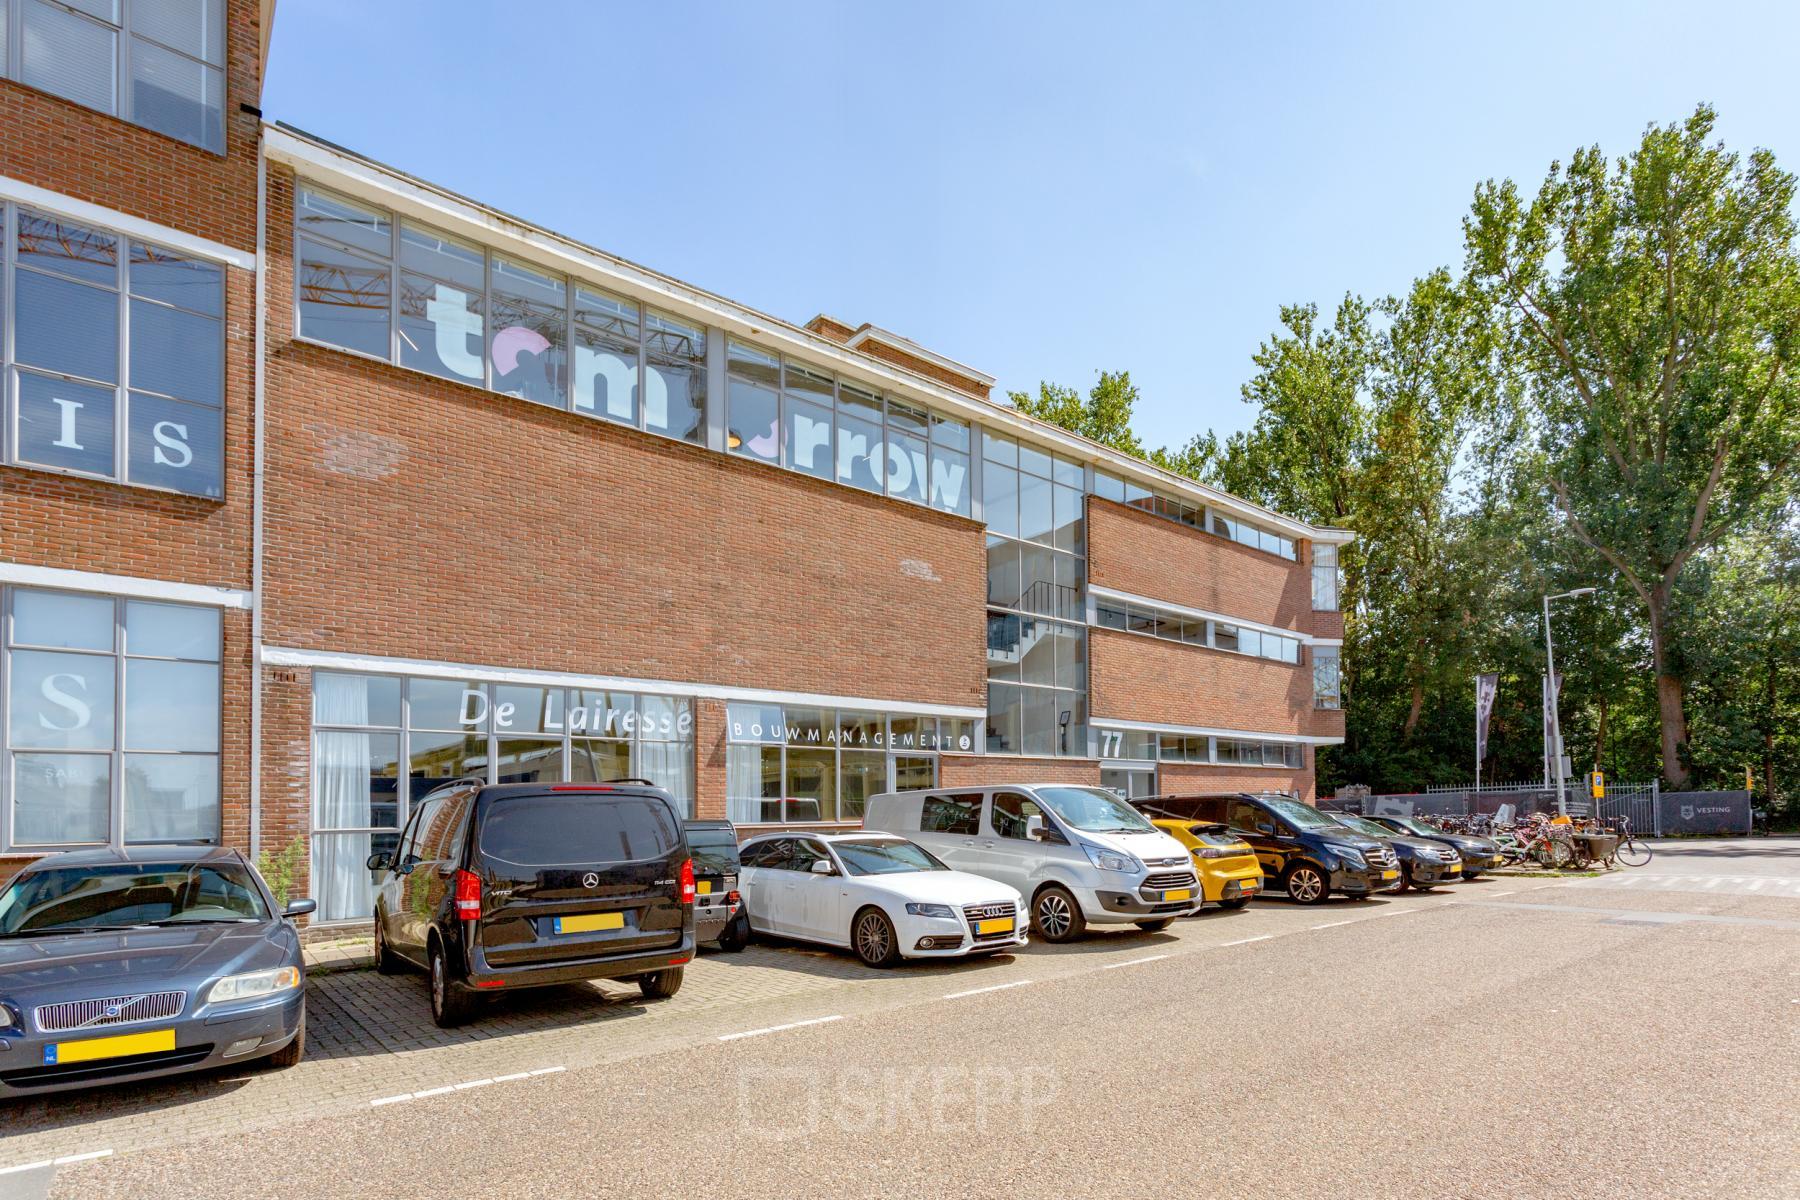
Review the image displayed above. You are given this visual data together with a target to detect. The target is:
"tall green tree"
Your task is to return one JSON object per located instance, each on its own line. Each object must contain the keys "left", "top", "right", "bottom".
{"left": 1464, "top": 104, "right": 1800, "bottom": 786}
{"left": 1007, "top": 371, "right": 1147, "bottom": 457}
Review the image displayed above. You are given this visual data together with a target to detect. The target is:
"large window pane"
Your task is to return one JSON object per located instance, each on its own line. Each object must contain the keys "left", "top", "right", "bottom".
{"left": 645, "top": 310, "right": 706, "bottom": 444}
{"left": 893, "top": 755, "right": 934, "bottom": 791}
{"left": 636, "top": 739, "right": 692, "bottom": 813}
{"left": 785, "top": 747, "right": 835, "bottom": 822}
{"left": 982, "top": 431, "right": 1017, "bottom": 467}
{"left": 312, "top": 672, "right": 400, "bottom": 728}
{"left": 13, "top": 590, "right": 113, "bottom": 650}
{"left": 931, "top": 445, "right": 971, "bottom": 516}
{"left": 1053, "top": 484, "right": 1084, "bottom": 554}
{"left": 982, "top": 462, "right": 1018, "bottom": 537}
{"left": 839, "top": 751, "right": 885, "bottom": 821}
{"left": 785, "top": 396, "right": 834, "bottom": 479}
{"left": 9, "top": 649, "right": 114, "bottom": 750}
{"left": 986, "top": 611, "right": 1021, "bottom": 681}
{"left": 728, "top": 377, "right": 780, "bottom": 462}
{"left": 572, "top": 288, "right": 638, "bottom": 422}
{"left": 298, "top": 236, "right": 391, "bottom": 358}
{"left": 129, "top": 297, "right": 221, "bottom": 404}
{"left": 1048, "top": 622, "right": 1085, "bottom": 691}
{"left": 313, "top": 731, "right": 402, "bottom": 829}
{"left": 985, "top": 682, "right": 1021, "bottom": 754}
{"left": 1019, "top": 543, "right": 1055, "bottom": 616}
{"left": 638, "top": 694, "right": 690, "bottom": 740}
{"left": 568, "top": 738, "right": 630, "bottom": 783}
{"left": 885, "top": 431, "right": 927, "bottom": 504}
{"left": 22, "top": 0, "right": 117, "bottom": 114}
{"left": 408, "top": 731, "right": 488, "bottom": 793}
{"left": 15, "top": 270, "right": 119, "bottom": 382}
{"left": 124, "top": 659, "right": 218, "bottom": 751}
{"left": 12, "top": 753, "right": 110, "bottom": 845}
{"left": 17, "top": 211, "right": 117, "bottom": 283}
{"left": 408, "top": 679, "right": 488, "bottom": 732}
{"left": 398, "top": 226, "right": 485, "bottom": 385}
{"left": 986, "top": 537, "right": 1020, "bottom": 609}
{"left": 312, "top": 831, "right": 398, "bottom": 922}
{"left": 131, "top": 242, "right": 221, "bottom": 316}
{"left": 495, "top": 738, "right": 565, "bottom": 785}
{"left": 126, "top": 392, "right": 223, "bottom": 497}
{"left": 1054, "top": 688, "right": 1086, "bottom": 757}
{"left": 297, "top": 187, "right": 392, "bottom": 258}
{"left": 1020, "top": 687, "right": 1057, "bottom": 758}
{"left": 15, "top": 372, "right": 115, "bottom": 476}
{"left": 132, "top": 0, "right": 223, "bottom": 63}
{"left": 124, "top": 600, "right": 218, "bottom": 659}
{"left": 1019, "top": 472, "right": 1053, "bottom": 543}
{"left": 489, "top": 256, "right": 567, "bottom": 408}
{"left": 491, "top": 684, "right": 555, "bottom": 734}
{"left": 124, "top": 753, "right": 220, "bottom": 841}
{"left": 1018, "top": 619, "right": 1056, "bottom": 687}
{"left": 835, "top": 408, "right": 883, "bottom": 492}
{"left": 129, "top": 36, "right": 223, "bottom": 151}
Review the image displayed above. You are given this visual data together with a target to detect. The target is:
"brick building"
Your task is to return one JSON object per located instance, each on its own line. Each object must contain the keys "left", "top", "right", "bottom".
{"left": 0, "top": 1, "right": 1349, "bottom": 925}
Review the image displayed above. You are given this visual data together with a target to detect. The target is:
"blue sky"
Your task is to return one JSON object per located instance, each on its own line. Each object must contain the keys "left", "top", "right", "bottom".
{"left": 265, "top": 1, "right": 1800, "bottom": 451}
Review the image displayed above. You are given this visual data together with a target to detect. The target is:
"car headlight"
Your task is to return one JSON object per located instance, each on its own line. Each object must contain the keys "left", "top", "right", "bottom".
{"left": 1081, "top": 843, "right": 1142, "bottom": 874}
{"left": 904, "top": 902, "right": 957, "bottom": 919}
{"left": 207, "top": 966, "right": 301, "bottom": 1005}
{"left": 1325, "top": 844, "right": 1366, "bottom": 868}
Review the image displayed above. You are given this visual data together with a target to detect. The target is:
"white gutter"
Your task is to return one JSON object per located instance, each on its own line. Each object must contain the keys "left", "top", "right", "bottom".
{"left": 261, "top": 124, "right": 1351, "bottom": 546}
{"left": 248, "top": 139, "right": 268, "bottom": 859}
{"left": 0, "top": 173, "right": 257, "bottom": 270}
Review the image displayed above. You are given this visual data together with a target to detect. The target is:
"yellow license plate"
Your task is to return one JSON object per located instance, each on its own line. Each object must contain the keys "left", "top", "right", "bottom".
{"left": 695, "top": 880, "right": 712, "bottom": 896}
{"left": 1239, "top": 883, "right": 1259, "bottom": 893}
{"left": 46, "top": 1027, "right": 175, "bottom": 1066}
{"left": 1381, "top": 870, "right": 1399, "bottom": 881}
{"left": 1162, "top": 889, "right": 1192, "bottom": 902}
{"left": 975, "top": 917, "right": 1015, "bottom": 935}
{"left": 554, "top": 912, "right": 624, "bottom": 934}
{"left": 1447, "top": 863, "right": 1461, "bottom": 873}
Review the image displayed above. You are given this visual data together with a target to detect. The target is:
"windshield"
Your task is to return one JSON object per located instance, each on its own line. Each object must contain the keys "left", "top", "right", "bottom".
{"left": 1036, "top": 787, "right": 1157, "bottom": 834}
{"left": 834, "top": 839, "right": 947, "bottom": 876}
{"left": 1395, "top": 817, "right": 1443, "bottom": 837}
{"left": 0, "top": 862, "right": 270, "bottom": 936}
{"left": 1261, "top": 797, "right": 1345, "bottom": 831}
{"left": 1332, "top": 814, "right": 1393, "bottom": 840}
{"left": 685, "top": 826, "right": 741, "bottom": 875}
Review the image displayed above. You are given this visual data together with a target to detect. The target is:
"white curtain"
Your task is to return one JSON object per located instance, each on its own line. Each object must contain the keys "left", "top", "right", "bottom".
{"left": 636, "top": 739, "right": 694, "bottom": 816}
{"left": 725, "top": 744, "right": 760, "bottom": 824}
{"left": 312, "top": 675, "right": 372, "bottom": 922}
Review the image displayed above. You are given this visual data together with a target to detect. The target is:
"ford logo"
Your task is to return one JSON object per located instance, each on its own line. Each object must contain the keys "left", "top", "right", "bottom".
{"left": 582, "top": 873, "right": 600, "bottom": 889}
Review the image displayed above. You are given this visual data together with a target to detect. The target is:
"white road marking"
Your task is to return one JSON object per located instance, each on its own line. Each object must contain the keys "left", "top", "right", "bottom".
{"left": 718, "top": 1014, "right": 844, "bottom": 1042}
{"left": 0, "top": 1150, "right": 112, "bottom": 1176}
{"left": 371, "top": 1067, "right": 565, "bottom": 1106}
{"left": 1101, "top": 953, "right": 1170, "bottom": 970}
{"left": 1485, "top": 889, "right": 1517, "bottom": 896}
{"left": 1220, "top": 935, "right": 1274, "bottom": 946}
{"left": 1310, "top": 919, "right": 1357, "bottom": 930}
{"left": 944, "top": 980, "right": 1032, "bottom": 999}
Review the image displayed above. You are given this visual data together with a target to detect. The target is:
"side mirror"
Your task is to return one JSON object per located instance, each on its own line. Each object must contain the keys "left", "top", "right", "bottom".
{"left": 364, "top": 851, "right": 389, "bottom": 872}
{"left": 1025, "top": 815, "right": 1045, "bottom": 841}
{"left": 283, "top": 898, "right": 318, "bottom": 919}
{"left": 1256, "top": 823, "right": 1276, "bottom": 836}
{"left": 396, "top": 854, "right": 421, "bottom": 876}
{"left": 810, "top": 859, "right": 835, "bottom": 876}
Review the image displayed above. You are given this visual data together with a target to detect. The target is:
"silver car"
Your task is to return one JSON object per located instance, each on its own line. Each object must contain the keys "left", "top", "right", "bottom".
{"left": 0, "top": 846, "right": 312, "bottom": 1095}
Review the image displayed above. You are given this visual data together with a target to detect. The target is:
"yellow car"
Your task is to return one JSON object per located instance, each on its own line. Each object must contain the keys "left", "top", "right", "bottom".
{"left": 1150, "top": 820, "right": 1264, "bottom": 909}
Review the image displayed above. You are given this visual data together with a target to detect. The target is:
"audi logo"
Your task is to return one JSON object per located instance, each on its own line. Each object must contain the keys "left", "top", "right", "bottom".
{"left": 582, "top": 873, "right": 600, "bottom": 888}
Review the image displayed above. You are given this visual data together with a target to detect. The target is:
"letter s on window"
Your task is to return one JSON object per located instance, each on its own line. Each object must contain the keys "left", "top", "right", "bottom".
{"left": 40, "top": 673, "right": 92, "bottom": 732}
{"left": 152, "top": 421, "right": 194, "bottom": 468}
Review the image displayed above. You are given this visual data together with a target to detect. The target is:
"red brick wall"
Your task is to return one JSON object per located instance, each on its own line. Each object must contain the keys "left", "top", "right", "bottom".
{"left": 939, "top": 755, "right": 1101, "bottom": 787}
{"left": 1156, "top": 760, "right": 1316, "bottom": 803}
{"left": 1090, "top": 628, "right": 1341, "bottom": 739}
{"left": 1088, "top": 497, "right": 1314, "bottom": 634}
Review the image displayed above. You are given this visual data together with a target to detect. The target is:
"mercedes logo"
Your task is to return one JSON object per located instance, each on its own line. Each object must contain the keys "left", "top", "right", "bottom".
{"left": 582, "top": 872, "right": 600, "bottom": 888}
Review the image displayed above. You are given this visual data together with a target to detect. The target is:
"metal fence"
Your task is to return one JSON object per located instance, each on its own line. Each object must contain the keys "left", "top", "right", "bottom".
{"left": 1352, "top": 779, "right": 1663, "bottom": 833}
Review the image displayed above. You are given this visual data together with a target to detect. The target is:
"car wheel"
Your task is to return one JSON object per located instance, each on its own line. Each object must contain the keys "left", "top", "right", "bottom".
{"left": 374, "top": 920, "right": 403, "bottom": 976}
{"left": 428, "top": 940, "right": 477, "bottom": 1028}
{"left": 638, "top": 967, "right": 684, "bottom": 998}
{"left": 1134, "top": 917, "right": 1175, "bottom": 932}
{"left": 1395, "top": 866, "right": 1414, "bottom": 892}
{"left": 852, "top": 907, "right": 901, "bottom": 968}
{"left": 1462, "top": 870, "right": 1482, "bottom": 882}
{"left": 265, "top": 1007, "right": 305, "bottom": 1068}
{"left": 1217, "top": 897, "right": 1252, "bottom": 910}
{"left": 1032, "top": 885, "right": 1087, "bottom": 943}
{"left": 717, "top": 912, "right": 750, "bottom": 953}
{"left": 1283, "top": 863, "right": 1329, "bottom": 904}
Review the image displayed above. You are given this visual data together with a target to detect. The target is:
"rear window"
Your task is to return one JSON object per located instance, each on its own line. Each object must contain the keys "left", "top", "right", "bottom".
{"left": 686, "top": 826, "right": 741, "bottom": 874}
{"left": 478, "top": 794, "right": 679, "bottom": 867}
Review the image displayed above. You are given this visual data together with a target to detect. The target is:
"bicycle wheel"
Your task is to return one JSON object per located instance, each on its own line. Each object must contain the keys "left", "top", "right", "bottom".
{"left": 1615, "top": 835, "right": 1653, "bottom": 867}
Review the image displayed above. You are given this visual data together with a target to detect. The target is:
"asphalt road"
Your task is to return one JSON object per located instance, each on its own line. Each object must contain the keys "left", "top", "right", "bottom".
{"left": 8, "top": 838, "right": 1799, "bottom": 1200}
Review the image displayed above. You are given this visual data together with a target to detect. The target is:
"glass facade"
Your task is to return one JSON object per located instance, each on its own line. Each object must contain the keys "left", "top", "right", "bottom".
{"left": 3, "top": 587, "right": 221, "bottom": 849}
{"left": 309, "top": 672, "right": 696, "bottom": 921}
{"left": 1095, "top": 725, "right": 1307, "bottom": 771}
{"left": 6, "top": 0, "right": 225, "bottom": 152}
{"left": 1095, "top": 598, "right": 1304, "bottom": 665}
{"left": 723, "top": 705, "right": 966, "bottom": 824}
{"left": 1313, "top": 646, "right": 1342, "bottom": 710}
{"left": 1092, "top": 468, "right": 1298, "bottom": 560}
{"left": 296, "top": 186, "right": 708, "bottom": 446}
{"left": 1312, "top": 543, "right": 1341, "bottom": 610}
{"left": 4, "top": 204, "right": 226, "bottom": 497}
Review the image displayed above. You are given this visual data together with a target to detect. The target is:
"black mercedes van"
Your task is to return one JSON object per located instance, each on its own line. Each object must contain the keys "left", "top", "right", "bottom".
{"left": 368, "top": 780, "right": 696, "bottom": 1027}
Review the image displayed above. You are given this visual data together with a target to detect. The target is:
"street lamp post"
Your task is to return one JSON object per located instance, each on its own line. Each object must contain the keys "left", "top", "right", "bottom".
{"left": 1543, "top": 587, "right": 1596, "bottom": 816}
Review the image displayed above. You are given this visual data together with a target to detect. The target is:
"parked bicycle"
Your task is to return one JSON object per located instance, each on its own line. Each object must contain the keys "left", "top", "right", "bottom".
{"left": 1608, "top": 816, "right": 1653, "bottom": 867}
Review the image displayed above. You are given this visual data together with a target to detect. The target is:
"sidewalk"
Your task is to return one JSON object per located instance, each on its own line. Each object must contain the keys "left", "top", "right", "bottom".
{"left": 305, "top": 936, "right": 374, "bottom": 975}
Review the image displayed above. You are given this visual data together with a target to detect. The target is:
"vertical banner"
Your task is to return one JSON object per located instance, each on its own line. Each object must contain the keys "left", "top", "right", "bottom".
{"left": 1540, "top": 672, "right": 1563, "bottom": 784}
{"left": 1474, "top": 673, "right": 1499, "bottom": 760}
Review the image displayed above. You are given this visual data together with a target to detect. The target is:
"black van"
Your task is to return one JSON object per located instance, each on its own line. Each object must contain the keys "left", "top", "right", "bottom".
{"left": 1139, "top": 792, "right": 1399, "bottom": 904}
{"left": 368, "top": 780, "right": 696, "bottom": 1027}
{"left": 683, "top": 819, "right": 748, "bottom": 952}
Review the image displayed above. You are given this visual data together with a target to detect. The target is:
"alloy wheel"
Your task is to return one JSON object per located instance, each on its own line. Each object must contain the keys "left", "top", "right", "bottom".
{"left": 1037, "top": 891, "right": 1072, "bottom": 939}
{"left": 855, "top": 913, "right": 891, "bottom": 963}
{"left": 1288, "top": 868, "right": 1324, "bottom": 903}
{"left": 430, "top": 952, "right": 445, "bottom": 1014}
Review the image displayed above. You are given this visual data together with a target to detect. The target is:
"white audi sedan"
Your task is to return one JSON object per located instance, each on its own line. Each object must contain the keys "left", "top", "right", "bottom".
{"left": 737, "top": 832, "right": 1027, "bottom": 967}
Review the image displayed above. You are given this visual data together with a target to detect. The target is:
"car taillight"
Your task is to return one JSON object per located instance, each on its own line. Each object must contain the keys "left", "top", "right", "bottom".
{"left": 679, "top": 858, "right": 695, "bottom": 904}
{"left": 453, "top": 869, "right": 481, "bottom": 919}
{"left": 726, "top": 890, "right": 741, "bottom": 905}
